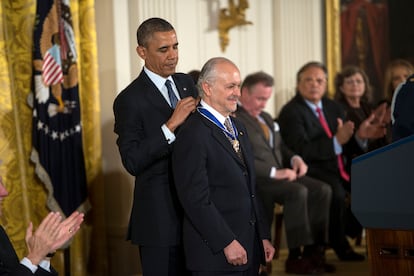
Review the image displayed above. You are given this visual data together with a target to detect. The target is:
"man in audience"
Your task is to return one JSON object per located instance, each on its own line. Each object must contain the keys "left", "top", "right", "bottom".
{"left": 278, "top": 61, "right": 365, "bottom": 261}
{"left": 0, "top": 176, "right": 84, "bottom": 275}
{"left": 236, "top": 71, "right": 334, "bottom": 274}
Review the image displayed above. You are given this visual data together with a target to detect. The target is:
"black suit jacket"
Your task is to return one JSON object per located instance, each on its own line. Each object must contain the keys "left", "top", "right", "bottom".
{"left": 392, "top": 74, "right": 414, "bottom": 141}
{"left": 0, "top": 226, "right": 57, "bottom": 276}
{"left": 278, "top": 94, "right": 345, "bottom": 179}
{"left": 113, "top": 69, "right": 198, "bottom": 246}
{"left": 172, "top": 111, "right": 269, "bottom": 271}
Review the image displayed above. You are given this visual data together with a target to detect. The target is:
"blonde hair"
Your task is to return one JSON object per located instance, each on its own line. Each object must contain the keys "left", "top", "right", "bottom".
{"left": 383, "top": 59, "right": 414, "bottom": 102}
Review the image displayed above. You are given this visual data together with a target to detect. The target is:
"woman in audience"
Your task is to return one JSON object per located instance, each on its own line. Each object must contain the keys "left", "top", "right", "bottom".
{"left": 383, "top": 59, "right": 414, "bottom": 103}
{"left": 334, "top": 65, "right": 387, "bottom": 242}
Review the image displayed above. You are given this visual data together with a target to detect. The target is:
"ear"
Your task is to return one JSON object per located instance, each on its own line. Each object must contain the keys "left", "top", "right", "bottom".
{"left": 201, "top": 81, "right": 212, "bottom": 96}
{"left": 136, "top": 46, "right": 146, "bottom": 59}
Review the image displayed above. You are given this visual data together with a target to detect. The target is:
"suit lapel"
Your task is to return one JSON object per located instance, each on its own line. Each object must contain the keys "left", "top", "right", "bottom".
{"left": 139, "top": 71, "right": 172, "bottom": 112}
{"left": 200, "top": 114, "right": 246, "bottom": 167}
{"left": 261, "top": 113, "right": 284, "bottom": 167}
{"left": 137, "top": 71, "right": 178, "bottom": 124}
{"left": 234, "top": 120, "right": 256, "bottom": 193}
{"left": 322, "top": 98, "right": 336, "bottom": 133}
{"left": 296, "top": 95, "right": 331, "bottom": 136}
{"left": 238, "top": 106, "right": 268, "bottom": 144}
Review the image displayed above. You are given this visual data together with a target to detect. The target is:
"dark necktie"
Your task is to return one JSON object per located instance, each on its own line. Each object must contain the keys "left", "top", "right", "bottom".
{"left": 165, "top": 80, "right": 178, "bottom": 108}
{"left": 316, "top": 107, "right": 350, "bottom": 182}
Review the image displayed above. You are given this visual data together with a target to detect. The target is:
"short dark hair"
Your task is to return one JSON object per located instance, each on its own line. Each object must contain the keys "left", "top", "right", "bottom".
{"left": 296, "top": 61, "right": 328, "bottom": 83}
{"left": 241, "top": 71, "right": 274, "bottom": 93}
{"left": 136, "top": 17, "right": 174, "bottom": 47}
{"left": 334, "top": 65, "right": 372, "bottom": 103}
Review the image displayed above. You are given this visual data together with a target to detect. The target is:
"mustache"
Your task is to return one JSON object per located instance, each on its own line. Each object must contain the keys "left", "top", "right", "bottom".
{"left": 228, "top": 95, "right": 239, "bottom": 101}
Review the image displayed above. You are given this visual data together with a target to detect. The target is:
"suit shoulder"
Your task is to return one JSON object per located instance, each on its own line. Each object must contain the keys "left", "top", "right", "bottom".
{"left": 173, "top": 73, "right": 194, "bottom": 83}
{"left": 260, "top": 111, "right": 274, "bottom": 122}
{"left": 279, "top": 97, "right": 302, "bottom": 114}
{"left": 114, "top": 77, "right": 142, "bottom": 100}
{"left": 323, "top": 97, "right": 344, "bottom": 112}
{"left": 232, "top": 116, "right": 248, "bottom": 132}
{"left": 180, "top": 112, "right": 204, "bottom": 131}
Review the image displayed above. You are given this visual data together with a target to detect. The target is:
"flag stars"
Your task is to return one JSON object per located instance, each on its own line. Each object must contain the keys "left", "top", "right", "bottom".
{"left": 36, "top": 120, "right": 82, "bottom": 140}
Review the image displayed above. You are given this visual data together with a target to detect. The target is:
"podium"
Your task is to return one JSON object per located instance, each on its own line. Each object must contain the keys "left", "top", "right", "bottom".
{"left": 352, "top": 134, "right": 414, "bottom": 275}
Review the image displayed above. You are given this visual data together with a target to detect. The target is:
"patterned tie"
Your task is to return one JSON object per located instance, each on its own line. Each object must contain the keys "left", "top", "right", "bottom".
{"left": 316, "top": 107, "right": 350, "bottom": 182}
{"left": 165, "top": 80, "right": 178, "bottom": 108}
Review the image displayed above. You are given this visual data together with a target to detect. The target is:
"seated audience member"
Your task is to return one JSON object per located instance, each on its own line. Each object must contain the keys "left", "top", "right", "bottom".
{"left": 391, "top": 74, "right": 414, "bottom": 141}
{"left": 383, "top": 59, "right": 414, "bottom": 104}
{"left": 187, "top": 69, "right": 201, "bottom": 84}
{"left": 0, "top": 176, "right": 84, "bottom": 275}
{"left": 334, "top": 66, "right": 387, "bottom": 241}
{"left": 278, "top": 61, "right": 365, "bottom": 262}
{"left": 377, "top": 59, "right": 413, "bottom": 144}
{"left": 334, "top": 66, "right": 388, "bottom": 173}
{"left": 235, "top": 71, "right": 334, "bottom": 274}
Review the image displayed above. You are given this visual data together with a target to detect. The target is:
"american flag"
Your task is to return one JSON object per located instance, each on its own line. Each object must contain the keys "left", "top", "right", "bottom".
{"left": 42, "top": 45, "right": 64, "bottom": 86}
{"left": 31, "top": 0, "right": 89, "bottom": 217}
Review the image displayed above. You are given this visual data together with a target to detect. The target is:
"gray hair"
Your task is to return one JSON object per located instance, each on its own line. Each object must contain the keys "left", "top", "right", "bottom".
{"left": 197, "top": 57, "right": 236, "bottom": 98}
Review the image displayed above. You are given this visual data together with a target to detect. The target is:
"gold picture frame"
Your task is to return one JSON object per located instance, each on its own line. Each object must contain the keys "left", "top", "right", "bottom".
{"left": 325, "top": 0, "right": 341, "bottom": 97}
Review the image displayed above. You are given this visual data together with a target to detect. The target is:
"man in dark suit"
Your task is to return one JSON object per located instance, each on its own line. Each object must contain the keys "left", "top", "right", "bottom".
{"left": 235, "top": 71, "right": 333, "bottom": 274}
{"left": 113, "top": 17, "right": 198, "bottom": 275}
{"left": 392, "top": 74, "right": 414, "bottom": 141}
{"left": 278, "top": 62, "right": 365, "bottom": 261}
{"left": 172, "top": 57, "right": 274, "bottom": 275}
{"left": 0, "top": 176, "right": 84, "bottom": 275}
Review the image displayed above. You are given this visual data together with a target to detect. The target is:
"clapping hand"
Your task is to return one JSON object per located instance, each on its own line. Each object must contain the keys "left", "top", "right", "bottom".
{"left": 25, "top": 211, "right": 84, "bottom": 265}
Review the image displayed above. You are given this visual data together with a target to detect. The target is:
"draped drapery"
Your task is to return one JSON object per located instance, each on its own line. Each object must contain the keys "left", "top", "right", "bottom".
{"left": 0, "top": 0, "right": 106, "bottom": 275}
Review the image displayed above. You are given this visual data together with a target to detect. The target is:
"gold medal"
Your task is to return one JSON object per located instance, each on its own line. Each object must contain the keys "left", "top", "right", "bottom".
{"left": 232, "top": 140, "right": 240, "bottom": 152}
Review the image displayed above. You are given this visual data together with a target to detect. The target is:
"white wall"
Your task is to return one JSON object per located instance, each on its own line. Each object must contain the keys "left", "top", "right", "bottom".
{"left": 109, "top": 0, "right": 324, "bottom": 116}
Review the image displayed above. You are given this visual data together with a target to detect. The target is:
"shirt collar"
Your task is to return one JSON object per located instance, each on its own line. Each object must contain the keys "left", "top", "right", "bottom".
{"left": 143, "top": 66, "right": 174, "bottom": 91}
{"left": 200, "top": 99, "right": 227, "bottom": 125}
{"left": 304, "top": 99, "right": 322, "bottom": 115}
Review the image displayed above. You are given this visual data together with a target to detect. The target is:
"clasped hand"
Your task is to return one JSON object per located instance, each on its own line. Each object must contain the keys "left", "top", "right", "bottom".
{"left": 166, "top": 96, "right": 200, "bottom": 132}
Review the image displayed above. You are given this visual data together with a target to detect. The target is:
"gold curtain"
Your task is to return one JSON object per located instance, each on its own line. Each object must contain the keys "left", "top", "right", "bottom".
{"left": 0, "top": 0, "right": 106, "bottom": 275}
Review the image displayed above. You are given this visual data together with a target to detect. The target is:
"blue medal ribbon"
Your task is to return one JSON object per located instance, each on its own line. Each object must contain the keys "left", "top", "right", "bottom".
{"left": 197, "top": 107, "right": 238, "bottom": 140}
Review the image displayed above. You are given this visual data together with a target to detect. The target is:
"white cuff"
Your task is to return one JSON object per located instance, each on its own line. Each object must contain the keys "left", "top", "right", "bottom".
{"left": 270, "top": 167, "right": 277, "bottom": 178}
{"left": 161, "top": 124, "right": 176, "bottom": 144}
{"left": 20, "top": 257, "right": 38, "bottom": 274}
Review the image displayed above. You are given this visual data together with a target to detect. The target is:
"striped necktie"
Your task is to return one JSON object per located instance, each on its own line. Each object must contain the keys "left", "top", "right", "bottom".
{"left": 165, "top": 80, "right": 178, "bottom": 108}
